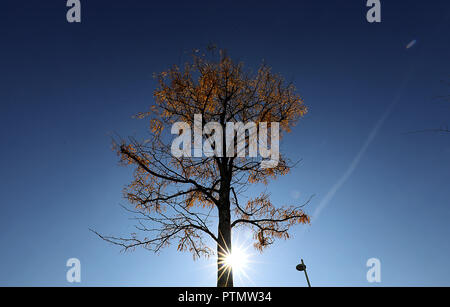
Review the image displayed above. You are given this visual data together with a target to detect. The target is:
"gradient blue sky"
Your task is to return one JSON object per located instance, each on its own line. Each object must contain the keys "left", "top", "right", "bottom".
{"left": 0, "top": 0, "right": 449, "bottom": 286}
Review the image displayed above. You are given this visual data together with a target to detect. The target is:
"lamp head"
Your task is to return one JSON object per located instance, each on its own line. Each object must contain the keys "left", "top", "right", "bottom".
{"left": 296, "top": 263, "right": 306, "bottom": 271}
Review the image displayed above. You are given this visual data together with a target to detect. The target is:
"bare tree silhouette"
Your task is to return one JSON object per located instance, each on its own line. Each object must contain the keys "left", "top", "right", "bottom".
{"left": 408, "top": 78, "right": 450, "bottom": 134}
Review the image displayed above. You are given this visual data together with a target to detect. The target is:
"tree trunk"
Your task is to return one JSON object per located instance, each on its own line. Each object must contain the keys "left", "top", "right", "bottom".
{"left": 217, "top": 200, "right": 233, "bottom": 287}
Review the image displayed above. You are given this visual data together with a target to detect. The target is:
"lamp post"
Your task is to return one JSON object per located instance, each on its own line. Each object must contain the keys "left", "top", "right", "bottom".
{"left": 296, "top": 259, "right": 311, "bottom": 287}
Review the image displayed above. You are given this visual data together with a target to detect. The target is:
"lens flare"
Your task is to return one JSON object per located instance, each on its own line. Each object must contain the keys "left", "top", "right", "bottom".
{"left": 211, "top": 233, "right": 256, "bottom": 286}
{"left": 224, "top": 246, "right": 249, "bottom": 274}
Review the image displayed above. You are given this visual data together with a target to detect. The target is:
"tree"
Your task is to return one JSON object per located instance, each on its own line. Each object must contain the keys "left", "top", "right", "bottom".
{"left": 94, "top": 48, "right": 311, "bottom": 287}
{"left": 433, "top": 78, "right": 450, "bottom": 133}
{"left": 409, "top": 78, "right": 450, "bottom": 134}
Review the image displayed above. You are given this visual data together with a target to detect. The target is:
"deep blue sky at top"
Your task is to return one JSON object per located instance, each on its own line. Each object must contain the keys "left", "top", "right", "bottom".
{"left": 0, "top": 0, "right": 449, "bottom": 286}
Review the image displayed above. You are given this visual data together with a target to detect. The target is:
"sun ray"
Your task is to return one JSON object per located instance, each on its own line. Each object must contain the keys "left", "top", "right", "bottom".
{"left": 199, "top": 231, "right": 258, "bottom": 286}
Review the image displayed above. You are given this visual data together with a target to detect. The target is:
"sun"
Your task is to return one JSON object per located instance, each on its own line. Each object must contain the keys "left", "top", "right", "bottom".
{"left": 209, "top": 233, "right": 256, "bottom": 285}
{"left": 224, "top": 246, "right": 250, "bottom": 275}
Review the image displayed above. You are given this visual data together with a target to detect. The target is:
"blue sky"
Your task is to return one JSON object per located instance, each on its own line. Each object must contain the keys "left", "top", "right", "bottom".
{"left": 0, "top": 0, "right": 449, "bottom": 286}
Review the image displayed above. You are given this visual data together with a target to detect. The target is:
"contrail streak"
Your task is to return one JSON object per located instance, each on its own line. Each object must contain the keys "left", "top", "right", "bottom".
{"left": 312, "top": 71, "right": 413, "bottom": 221}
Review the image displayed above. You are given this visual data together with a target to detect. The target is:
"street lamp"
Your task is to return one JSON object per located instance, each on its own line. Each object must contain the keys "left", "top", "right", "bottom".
{"left": 296, "top": 259, "right": 311, "bottom": 287}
